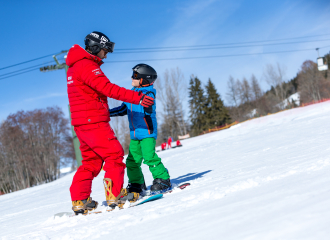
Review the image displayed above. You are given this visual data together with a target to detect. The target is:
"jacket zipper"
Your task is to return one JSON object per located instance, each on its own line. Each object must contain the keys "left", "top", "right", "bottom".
{"left": 99, "top": 97, "right": 107, "bottom": 110}
{"left": 143, "top": 117, "right": 151, "bottom": 134}
{"left": 131, "top": 103, "right": 135, "bottom": 138}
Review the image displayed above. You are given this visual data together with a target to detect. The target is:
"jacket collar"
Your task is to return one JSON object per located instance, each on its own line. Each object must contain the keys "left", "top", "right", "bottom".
{"left": 66, "top": 44, "right": 104, "bottom": 67}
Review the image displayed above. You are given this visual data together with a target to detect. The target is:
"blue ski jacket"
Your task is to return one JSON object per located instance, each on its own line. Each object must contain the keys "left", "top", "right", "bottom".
{"left": 109, "top": 85, "right": 157, "bottom": 140}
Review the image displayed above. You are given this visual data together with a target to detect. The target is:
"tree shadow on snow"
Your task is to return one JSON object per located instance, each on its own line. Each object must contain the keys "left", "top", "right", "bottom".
{"left": 170, "top": 170, "right": 212, "bottom": 185}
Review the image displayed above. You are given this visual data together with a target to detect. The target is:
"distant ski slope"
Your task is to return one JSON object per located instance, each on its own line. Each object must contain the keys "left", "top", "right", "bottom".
{"left": 2, "top": 101, "right": 330, "bottom": 240}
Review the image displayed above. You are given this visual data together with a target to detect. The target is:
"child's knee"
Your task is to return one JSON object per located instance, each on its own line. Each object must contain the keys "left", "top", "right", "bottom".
{"left": 126, "top": 158, "right": 140, "bottom": 168}
{"left": 143, "top": 155, "right": 161, "bottom": 166}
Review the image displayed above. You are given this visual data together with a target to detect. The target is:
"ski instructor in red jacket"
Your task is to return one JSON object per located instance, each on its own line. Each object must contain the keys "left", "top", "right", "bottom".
{"left": 67, "top": 31, "right": 154, "bottom": 215}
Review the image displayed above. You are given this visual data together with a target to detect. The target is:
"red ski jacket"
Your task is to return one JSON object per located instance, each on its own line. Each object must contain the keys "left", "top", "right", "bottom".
{"left": 66, "top": 45, "right": 142, "bottom": 126}
{"left": 161, "top": 143, "right": 167, "bottom": 150}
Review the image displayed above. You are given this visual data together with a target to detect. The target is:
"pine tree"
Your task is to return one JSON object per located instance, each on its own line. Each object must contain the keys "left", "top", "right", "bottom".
{"left": 188, "top": 76, "right": 205, "bottom": 136}
{"left": 204, "top": 79, "right": 231, "bottom": 129}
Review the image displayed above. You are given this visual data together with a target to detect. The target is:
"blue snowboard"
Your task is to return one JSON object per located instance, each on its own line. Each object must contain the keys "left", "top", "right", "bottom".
{"left": 132, "top": 194, "right": 163, "bottom": 207}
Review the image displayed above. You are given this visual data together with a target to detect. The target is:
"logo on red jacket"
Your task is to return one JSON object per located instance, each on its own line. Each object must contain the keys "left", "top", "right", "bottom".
{"left": 92, "top": 69, "right": 102, "bottom": 75}
{"left": 67, "top": 76, "right": 73, "bottom": 84}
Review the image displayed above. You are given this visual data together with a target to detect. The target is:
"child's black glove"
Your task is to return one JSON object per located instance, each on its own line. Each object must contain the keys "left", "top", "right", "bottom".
{"left": 140, "top": 94, "right": 154, "bottom": 108}
{"left": 144, "top": 105, "right": 153, "bottom": 114}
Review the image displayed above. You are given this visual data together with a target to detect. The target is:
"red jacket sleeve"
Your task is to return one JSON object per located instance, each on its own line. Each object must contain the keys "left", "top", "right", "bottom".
{"left": 78, "top": 60, "right": 142, "bottom": 104}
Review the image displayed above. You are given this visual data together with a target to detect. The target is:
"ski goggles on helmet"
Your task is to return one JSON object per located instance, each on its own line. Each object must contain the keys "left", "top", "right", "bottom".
{"left": 102, "top": 41, "right": 115, "bottom": 53}
{"left": 132, "top": 71, "right": 157, "bottom": 80}
{"left": 132, "top": 71, "right": 140, "bottom": 79}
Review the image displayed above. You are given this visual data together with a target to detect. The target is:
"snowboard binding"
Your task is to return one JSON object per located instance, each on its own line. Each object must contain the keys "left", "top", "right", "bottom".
{"left": 103, "top": 178, "right": 126, "bottom": 209}
{"left": 150, "top": 178, "right": 172, "bottom": 194}
{"left": 72, "top": 197, "right": 98, "bottom": 215}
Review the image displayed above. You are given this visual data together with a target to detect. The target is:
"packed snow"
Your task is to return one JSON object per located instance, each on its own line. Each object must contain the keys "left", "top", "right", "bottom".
{"left": 2, "top": 101, "right": 330, "bottom": 240}
{"left": 59, "top": 167, "right": 72, "bottom": 174}
{"left": 281, "top": 92, "right": 300, "bottom": 108}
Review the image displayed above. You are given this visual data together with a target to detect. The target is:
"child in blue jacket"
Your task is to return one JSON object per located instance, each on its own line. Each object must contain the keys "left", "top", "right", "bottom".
{"left": 109, "top": 64, "right": 171, "bottom": 197}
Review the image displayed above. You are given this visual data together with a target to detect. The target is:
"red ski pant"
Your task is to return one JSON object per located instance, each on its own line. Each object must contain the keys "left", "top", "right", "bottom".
{"left": 70, "top": 122, "right": 125, "bottom": 201}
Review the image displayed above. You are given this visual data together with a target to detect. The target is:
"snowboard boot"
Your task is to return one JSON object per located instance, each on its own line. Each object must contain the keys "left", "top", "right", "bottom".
{"left": 120, "top": 188, "right": 140, "bottom": 203}
{"left": 150, "top": 178, "right": 172, "bottom": 193}
{"left": 127, "top": 182, "right": 147, "bottom": 194}
{"left": 103, "top": 178, "right": 126, "bottom": 209}
{"left": 120, "top": 182, "right": 147, "bottom": 203}
{"left": 72, "top": 197, "right": 98, "bottom": 215}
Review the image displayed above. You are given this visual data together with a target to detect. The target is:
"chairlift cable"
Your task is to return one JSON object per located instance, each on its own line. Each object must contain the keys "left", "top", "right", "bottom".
{"left": 0, "top": 52, "right": 65, "bottom": 71}
{"left": 105, "top": 47, "right": 329, "bottom": 63}
{"left": 115, "top": 33, "right": 330, "bottom": 51}
{"left": 0, "top": 61, "right": 56, "bottom": 78}
{"left": 1, "top": 45, "right": 329, "bottom": 81}
{"left": 113, "top": 39, "right": 330, "bottom": 54}
{"left": 1, "top": 33, "right": 329, "bottom": 71}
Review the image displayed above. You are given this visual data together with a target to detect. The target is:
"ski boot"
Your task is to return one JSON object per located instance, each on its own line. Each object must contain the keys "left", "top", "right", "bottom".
{"left": 150, "top": 178, "right": 172, "bottom": 194}
{"left": 72, "top": 197, "right": 98, "bottom": 215}
{"left": 103, "top": 178, "right": 126, "bottom": 209}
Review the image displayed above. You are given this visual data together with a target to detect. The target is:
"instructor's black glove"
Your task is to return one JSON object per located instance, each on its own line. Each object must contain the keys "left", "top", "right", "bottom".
{"left": 140, "top": 94, "right": 154, "bottom": 108}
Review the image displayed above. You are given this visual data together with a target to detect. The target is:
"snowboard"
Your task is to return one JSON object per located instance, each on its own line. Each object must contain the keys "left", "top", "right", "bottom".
{"left": 167, "top": 182, "right": 190, "bottom": 193}
{"left": 54, "top": 182, "right": 190, "bottom": 218}
{"left": 129, "top": 193, "right": 163, "bottom": 207}
{"left": 148, "top": 182, "right": 190, "bottom": 195}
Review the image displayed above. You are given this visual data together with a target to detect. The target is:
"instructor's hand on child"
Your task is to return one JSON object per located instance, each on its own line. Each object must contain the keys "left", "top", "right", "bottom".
{"left": 140, "top": 94, "right": 154, "bottom": 107}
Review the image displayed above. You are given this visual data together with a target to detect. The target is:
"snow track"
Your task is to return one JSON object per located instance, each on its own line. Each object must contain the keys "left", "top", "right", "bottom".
{"left": 2, "top": 101, "right": 330, "bottom": 239}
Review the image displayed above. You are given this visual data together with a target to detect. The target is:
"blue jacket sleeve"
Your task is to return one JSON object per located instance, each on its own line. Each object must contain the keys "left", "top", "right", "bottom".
{"left": 109, "top": 103, "right": 127, "bottom": 117}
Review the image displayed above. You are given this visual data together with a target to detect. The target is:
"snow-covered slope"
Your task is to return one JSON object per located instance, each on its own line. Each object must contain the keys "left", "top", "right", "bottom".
{"left": 2, "top": 101, "right": 330, "bottom": 240}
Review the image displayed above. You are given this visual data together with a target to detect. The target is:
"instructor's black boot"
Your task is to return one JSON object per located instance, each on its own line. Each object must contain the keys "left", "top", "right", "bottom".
{"left": 150, "top": 178, "right": 172, "bottom": 193}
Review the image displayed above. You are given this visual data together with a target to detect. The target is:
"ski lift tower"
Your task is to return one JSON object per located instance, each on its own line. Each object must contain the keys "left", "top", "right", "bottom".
{"left": 316, "top": 48, "right": 328, "bottom": 71}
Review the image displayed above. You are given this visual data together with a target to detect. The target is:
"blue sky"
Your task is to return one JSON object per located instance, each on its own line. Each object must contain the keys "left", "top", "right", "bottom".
{"left": 0, "top": 0, "right": 329, "bottom": 122}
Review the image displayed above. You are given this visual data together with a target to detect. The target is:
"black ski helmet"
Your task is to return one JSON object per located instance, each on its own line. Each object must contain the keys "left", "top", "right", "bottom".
{"left": 132, "top": 63, "right": 157, "bottom": 87}
{"left": 84, "top": 31, "right": 115, "bottom": 55}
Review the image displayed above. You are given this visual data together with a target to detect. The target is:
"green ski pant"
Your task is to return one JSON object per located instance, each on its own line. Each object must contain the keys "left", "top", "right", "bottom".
{"left": 126, "top": 138, "right": 170, "bottom": 184}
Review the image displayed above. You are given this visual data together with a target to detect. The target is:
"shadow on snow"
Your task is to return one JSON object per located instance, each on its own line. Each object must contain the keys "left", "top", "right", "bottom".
{"left": 100, "top": 170, "right": 212, "bottom": 206}
{"left": 170, "top": 170, "right": 212, "bottom": 185}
